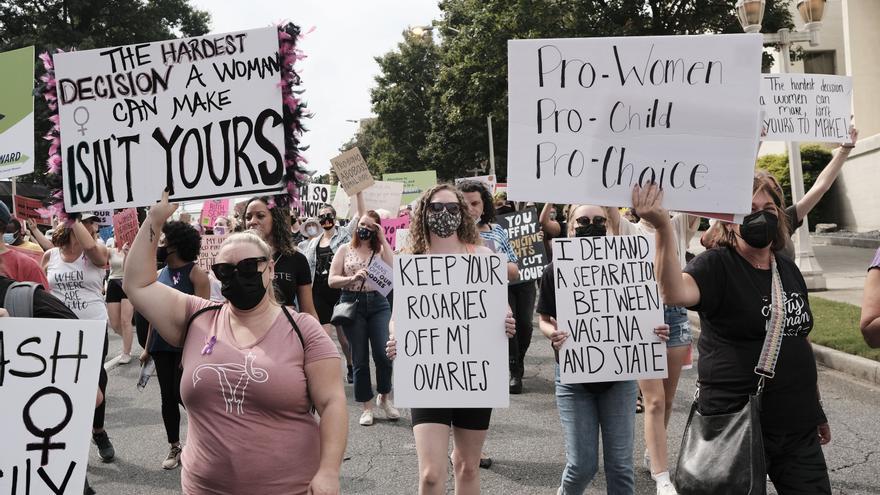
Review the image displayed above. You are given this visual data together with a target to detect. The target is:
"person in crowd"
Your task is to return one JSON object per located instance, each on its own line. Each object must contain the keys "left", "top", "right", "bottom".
{"left": 302, "top": 204, "right": 355, "bottom": 382}
{"left": 139, "top": 220, "right": 210, "bottom": 469}
{"left": 124, "top": 192, "right": 347, "bottom": 494}
{"left": 290, "top": 211, "right": 305, "bottom": 245}
{"left": 635, "top": 176, "right": 831, "bottom": 494}
{"left": 860, "top": 248, "right": 880, "bottom": 348}
{"left": 26, "top": 218, "right": 56, "bottom": 251}
{"left": 41, "top": 213, "right": 115, "bottom": 462}
{"left": 7, "top": 217, "right": 44, "bottom": 254}
{"left": 106, "top": 237, "right": 134, "bottom": 364}
{"left": 385, "top": 184, "right": 516, "bottom": 495}
{"left": 299, "top": 217, "right": 321, "bottom": 250}
{"left": 537, "top": 203, "right": 671, "bottom": 495}
{"left": 328, "top": 209, "right": 398, "bottom": 426}
{"left": 245, "top": 197, "right": 319, "bottom": 321}
{"left": 540, "top": 203, "right": 569, "bottom": 261}
{"left": 0, "top": 205, "right": 49, "bottom": 285}
{"left": 213, "top": 216, "right": 230, "bottom": 236}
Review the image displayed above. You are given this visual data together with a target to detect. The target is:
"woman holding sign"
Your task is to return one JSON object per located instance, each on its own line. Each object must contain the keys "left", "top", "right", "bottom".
{"left": 634, "top": 177, "right": 831, "bottom": 494}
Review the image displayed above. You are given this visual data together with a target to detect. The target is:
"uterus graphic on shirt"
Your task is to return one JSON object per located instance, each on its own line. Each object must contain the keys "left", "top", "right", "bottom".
{"left": 760, "top": 291, "right": 812, "bottom": 337}
{"left": 192, "top": 352, "right": 269, "bottom": 415}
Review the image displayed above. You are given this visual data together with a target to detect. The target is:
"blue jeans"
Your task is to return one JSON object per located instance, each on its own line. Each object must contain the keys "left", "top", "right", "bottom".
{"left": 555, "top": 366, "right": 637, "bottom": 495}
{"left": 340, "top": 290, "right": 393, "bottom": 402}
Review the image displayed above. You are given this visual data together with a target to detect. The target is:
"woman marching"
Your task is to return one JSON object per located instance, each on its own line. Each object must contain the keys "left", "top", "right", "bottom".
{"left": 106, "top": 237, "right": 134, "bottom": 364}
{"left": 386, "top": 184, "right": 516, "bottom": 495}
{"left": 125, "top": 192, "right": 348, "bottom": 495}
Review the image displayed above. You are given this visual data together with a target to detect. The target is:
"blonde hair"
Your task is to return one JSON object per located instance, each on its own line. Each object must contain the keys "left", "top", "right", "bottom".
{"left": 407, "top": 184, "right": 481, "bottom": 254}
{"left": 219, "top": 231, "right": 280, "bottom": 305}
{"left": 564, "top": 204, "right": 609, "bottom": 237}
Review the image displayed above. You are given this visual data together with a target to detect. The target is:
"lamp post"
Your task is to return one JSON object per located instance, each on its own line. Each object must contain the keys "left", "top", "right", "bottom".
{"left": 735, "top": 0, "right": 828, "bottom": 290}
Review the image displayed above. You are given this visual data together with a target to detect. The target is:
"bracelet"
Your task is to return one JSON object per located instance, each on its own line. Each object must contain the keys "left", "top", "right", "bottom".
{"left": 842, "top": 144, "right": 855, "bottom": 149}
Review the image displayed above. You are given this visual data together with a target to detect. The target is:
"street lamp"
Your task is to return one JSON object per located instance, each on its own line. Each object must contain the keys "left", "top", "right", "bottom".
{"left": 735, "top": 0, "right": 828, "bottom": 290}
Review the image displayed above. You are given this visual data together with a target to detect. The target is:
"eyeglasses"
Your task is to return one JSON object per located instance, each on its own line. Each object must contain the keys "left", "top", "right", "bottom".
{"left": 575, "top": 216, "right": 607, "bottom": 227}
{"left": 427, "top": 202, "right": 461, "bottom": 214}
{"left": 211, "top": 257, "right": 268, "bottom": 282}
{"left": 318, "top": 214, "right": 335, "bottom": 223}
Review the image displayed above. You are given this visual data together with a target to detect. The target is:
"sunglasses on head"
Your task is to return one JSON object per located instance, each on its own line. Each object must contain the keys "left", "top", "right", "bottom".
{"left": 575, "top": 216, "right": 607, "bottom": 227}
{"left": 211, "top": 257, "right": 268, "bottom": 282}
{"left": 427, "top": 202, "right": 461, "bottom": 214}
{"left": 318, "top": 213, "right": 335, "bottom": 223}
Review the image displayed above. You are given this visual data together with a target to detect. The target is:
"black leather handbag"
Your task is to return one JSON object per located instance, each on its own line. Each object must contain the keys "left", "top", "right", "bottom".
{"left": 330, "top": 252, "right": 375, "bottom": 326}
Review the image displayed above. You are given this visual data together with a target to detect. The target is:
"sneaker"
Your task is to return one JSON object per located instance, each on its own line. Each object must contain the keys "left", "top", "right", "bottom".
{"left": 479, "top": 453, "right": 492, "bottom": 469}
{"left": 656, "top": 479, "right": 678, "bottom": 495}
{"left": 359, "top": 410, "right": 374, "bottom": 426}
{"left": 346, "top": 365, "right": 353, "bottom": 384}
{"left": 118, "top": 353, "right": 132, "bottom": 364}
{"left": 162, "top": 444, "right": 182, "bottom": 470}
{"left": 377, "top": 396, "right": 400, "bottom": 420}
{"left": 92, "top": 431, "right": 115, "bottom": 462}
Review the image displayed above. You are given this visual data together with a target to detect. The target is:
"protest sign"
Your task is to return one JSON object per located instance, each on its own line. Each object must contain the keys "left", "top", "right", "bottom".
{"left": 330, "top": 186, "right": 351, "bottom": 219}
{"left": 112, "top": 208, "right": 139, "bottom": 248}
{"left": 294, "top": 183, "right": 332, "bottom": 217}
{"left": 507, "top": 34, "right": 763, "bottom": 215}
{"left": 455, "top": 175, "right": 496, "bottom": 194}
{"left": 382, "top": 170, "right": 437, "bottom": 205}
{"left": 392, "top": 254, "right": 509, "bottom": 408}
{"left": 330, "top": 147, "right": 374, "bottom": 195}
{"left": 53, "top": 27, "right": 286, "bottom": 212}
{"left": 333, "top": 181, "right": 404, "bottom": 218}
{"left": 365, "top": 257, "right": 393, "bottom": 297}
{"left": 395, "top": 228, "right": 410, "bottom": 253}
{"left": 497, "top": 207, "right": 547, "bottom": 282}
{"left": 553, "top": 235, "right": 667, "bottom": 384}
{"left": 380, "top": 215, "right": 411, "bottom": 251}
{"left": 200, "top": 199, "right": 230, "bottom": 227}
{"left": 14, "top": 195, "right": 51, "bottom": 226}
{"left": 93, "top": 210, "right": 113, "bottom": 227}
{"left": 761, "top": 74, "right": 852, "bottom": 143}
{"left": 196, "top": 234, "right": 228, "bottom": 272}
{"left": 0, "top": 46, "right": 35, "bottom": 179}
{"left": 0, "top": 317, "right": 105, "bottom": 495}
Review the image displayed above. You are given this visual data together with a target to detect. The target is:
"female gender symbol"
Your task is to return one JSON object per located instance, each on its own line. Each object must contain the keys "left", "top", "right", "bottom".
{"left": 73, "top": 106, "right": 90, "bottom": 136}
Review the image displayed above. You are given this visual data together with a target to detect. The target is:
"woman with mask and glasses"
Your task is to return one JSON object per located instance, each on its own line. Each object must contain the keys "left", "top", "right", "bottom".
{"left": 633, "top": 177, "right": 831, "bottom": 495}
{"left": 124, "top": 192, "right": 348, "bottom": 495}
{"left": 537, "top": 204, "right": 670, "bottom": 495}
{"left": 385, "top": 184, "right": 517, "bottom": 495}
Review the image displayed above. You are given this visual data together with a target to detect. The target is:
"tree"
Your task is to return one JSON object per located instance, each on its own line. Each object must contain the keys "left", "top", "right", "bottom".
{"left": 758, "top": 144, "right": 835, "bottom": 229}
{"left": 0, "top": 0, "right": 211, "bottom": 185}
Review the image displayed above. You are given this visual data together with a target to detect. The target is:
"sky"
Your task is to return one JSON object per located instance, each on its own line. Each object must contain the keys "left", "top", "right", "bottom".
{"left": 190, "top": 0, "right": 442, "bottom": 178}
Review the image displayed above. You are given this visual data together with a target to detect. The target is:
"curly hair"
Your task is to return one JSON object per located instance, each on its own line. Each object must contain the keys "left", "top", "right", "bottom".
{"left": 407, "top": 184, "right": 480, "bottom": 254}
{"left": 162, "top": 221, "right": 201, "bottom": 262}
{"left": 457, "top": 180, "right": 496, "bottom": 225}
{"left": 352, "top": 210, "right": 383, "bottom": 252}
{"left": 245, "top": 197, "right": 295, "bottom": 256}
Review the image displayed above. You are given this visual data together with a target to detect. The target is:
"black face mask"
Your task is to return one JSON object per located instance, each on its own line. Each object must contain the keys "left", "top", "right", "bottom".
{"left": 221, "top": 271, "right": 267, "bottom": 311}
{"left": 739, "top": 210, "right": 778, "bottom": 249}
{"left": 156, "top": 245, "right": 169, "bottom": 264}
{"left": 357, "top": 227, "right": 374, "bottom": 241}
{"left": 574, "top": 224, "right": 607, "bottom": 238}
{"left": 496, "top": 205, "right": 514, "bottom": 215}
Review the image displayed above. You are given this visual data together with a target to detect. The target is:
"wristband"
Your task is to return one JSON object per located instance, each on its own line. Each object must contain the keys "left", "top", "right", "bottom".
{"left": 842, "top": 144, "right": 855, "bottom": 149}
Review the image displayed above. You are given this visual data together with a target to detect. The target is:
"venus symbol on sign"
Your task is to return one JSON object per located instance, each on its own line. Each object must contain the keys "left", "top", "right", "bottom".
{"left": 73, "top": 106, "right": 90, "bottom": 136}
{"left": 23, "top": 386, "right": 73, "bottom": 466}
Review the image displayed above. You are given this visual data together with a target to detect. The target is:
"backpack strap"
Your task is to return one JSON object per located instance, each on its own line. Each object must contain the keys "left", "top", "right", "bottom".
{"left": 181, "top": 304, "right": 224, "bottom": 349}
{"left": 3, "top": 282, "right": 42, "bottom": 318}
{"left": 281, "top": 306, "right": 306, "bottom": 349}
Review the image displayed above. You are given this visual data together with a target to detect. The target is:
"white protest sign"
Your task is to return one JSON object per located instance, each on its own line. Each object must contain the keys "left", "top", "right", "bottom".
{"left": 761, "top": 74, "right": 852, "bottom": 143}
{"left": 553, "top": 235, "right": 667, "bottom": 384}
{"left": 92, "top": 210, "right": 113, "bottom": 227}
{"left": 507, "top": 34, "right": 763, "bottom": 215}
{"left": 0, "top": 317, "right": 106, "bottom": 494}
{"left": 331, "top": 186, "right": 351, "bottom": 219}
{"left": 392, "top": 254, "right": 509, "bottom": 408}
{"left": 54, "top": 27, "right": 286, "bottom": 212}
{"left": 354, "top": 181, "right": 404, "bottom": 214}
{"left": 0, "top": 46, "right": 35, "bottom": 179}
{"left": 294, "top": 183, "right": 333, "bottom": 218}
{"left": 365, "top": 257, "right": 393, "bottom": 297}
{"left": 395, "top": 228, "right": 410, "bottom": 253}
{"left": 196, "top": 234, "right": 228, "bottom": 272}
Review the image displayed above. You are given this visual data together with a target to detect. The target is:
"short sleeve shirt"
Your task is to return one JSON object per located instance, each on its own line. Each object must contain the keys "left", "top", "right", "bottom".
{"left": 480, "top": 224, "right": 518, "bottom": 263}
{"left": 273, "top": 251, "right": 312, "bottom": 308}
{"left": 869, "top": 248, "right": 880, "bottom": 271}
{"left": 1, "top": 249, "right": 49, "bottom": 287}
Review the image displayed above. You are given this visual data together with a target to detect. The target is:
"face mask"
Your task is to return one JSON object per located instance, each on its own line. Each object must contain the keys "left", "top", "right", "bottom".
{"left": 738, "top": 210, "right": 778, "bottom": 249}
{"left": 322, "top": 223, "right": 334, "bottom": 231}
{"left": 357, "top": 227, "right": 374, "bottom": 241}
{"left": 574, "top": 224, "right": 607, "bottom": 238}
{"left": 426, "top": 210, "right": 461, "bottom": 238}
{"left": 3, "top": 233, "right": 16, "bottom": 244}
{"left": 305, "top": 226, "right": 320, "bottom": 238}
{"left": 214, "top": 226, "right": 227, "bottom": 236}
{"left": 221, "top": 271, "right": 267, "bottom": 310}
{"left": 156, "top": 245, "right": 169, "bottom": 264}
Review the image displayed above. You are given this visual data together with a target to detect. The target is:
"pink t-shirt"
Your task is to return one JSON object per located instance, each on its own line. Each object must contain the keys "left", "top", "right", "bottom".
{"left": 179, "top": 297, "right": 339, "bottom": 495}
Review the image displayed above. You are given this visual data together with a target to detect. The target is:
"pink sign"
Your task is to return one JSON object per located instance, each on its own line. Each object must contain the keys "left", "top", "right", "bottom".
{"left": 112, "top": 208, "right": 139, "bottom": 248}
{"left": 200, "top": 199, "right": 230, "bottom": 227}
{"left": 380, "top": 215, "right": 411, "bottom": 251}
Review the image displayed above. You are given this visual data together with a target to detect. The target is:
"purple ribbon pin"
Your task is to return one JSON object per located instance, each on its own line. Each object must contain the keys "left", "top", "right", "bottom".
{"left": 201, "top": 335, "right": 217, "bottom": 355}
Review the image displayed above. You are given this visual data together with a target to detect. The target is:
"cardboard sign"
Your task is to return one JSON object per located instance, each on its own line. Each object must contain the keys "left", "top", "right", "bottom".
{"left": 507, "top": 34, "right": 763, "bottom": 214}
{"left": 392, "top": 254, "right": 509, "bottom": 408}
{"left": 382, "top": 170, "right": 437, "bottom": 205}
{"left": 0, "top": 46, "right": 35, "bottom": 179}
{"left": 380, "top": 215, "right": 411, "bottom": 251}
{"left": 0, "top": 317, "right": 106, "bottom": 495}
{"left": 330, "top": 147, "right": 374, "bottom": 195}
{"left": 497, "top": 207, "right": 548, "bottom": 282}
{"left": 761, "top": 74, "right": 852, "bottom": 143}
{"left": 54, "top": 27, "right": 286, "bottom": 212}
{"left": 455, "top": 175, "right": 496, "bottom": 194}
{"left": 294, "top": 183, "right": 333, "bottom": 218}
{"left": 196, "top": 234, "right": 228, "bottom": 272}
{"left": 199, "top": 199, "right": 230, "bottom": 227}
{"left": 365, "top": 257, "right": 393, "bottom": 297}
{"left": 553, "top": 236, "right": 667, "bottom": 384}
{"left": 112, "top": 208, "right": 139, "bottom": 248}
{"left": 14, "top": 195, "right": 51, "bottom": 226}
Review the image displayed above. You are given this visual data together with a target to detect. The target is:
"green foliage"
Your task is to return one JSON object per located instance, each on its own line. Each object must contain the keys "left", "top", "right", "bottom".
{"left": 757, "top": 144, "right": 834, "bottom": 228}
{"left": 809, "top": 297, "right": 880, "bottom": 362}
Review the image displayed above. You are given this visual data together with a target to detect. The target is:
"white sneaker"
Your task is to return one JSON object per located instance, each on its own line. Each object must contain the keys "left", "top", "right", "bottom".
{"left": 162, "top": 444, "right": 182, "bottom": 470}
{"left": 118, "top": 353, "right": 132, "bottom": 364}
{"left": 377, "top": 396, "right": 400, "bottom": 420}
{"left": 359, "top": 410, "right": 374, "bottom": 426}
{"left": 656, "top": 479, "right": 678, "bottom": 495}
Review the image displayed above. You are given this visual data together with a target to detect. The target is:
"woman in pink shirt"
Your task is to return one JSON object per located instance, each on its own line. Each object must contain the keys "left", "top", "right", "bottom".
{"left": 124, "top": 192, "right": 348, "bottom": 495}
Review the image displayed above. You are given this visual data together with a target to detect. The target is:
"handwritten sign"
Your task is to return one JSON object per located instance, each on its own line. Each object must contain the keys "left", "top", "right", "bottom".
{"left": 761, "top": 74, "right": 852, "bottom": 143}
{"left": 14, "top": 195, "right": 51, "bottom": 226}
{"left": 93, "top": 210, "right": 113, "bottom": 227}
{"left": 199, "top": 199, "right": 229, "bottom": 227}
{"left": 553, "top": 235, "right": 667, "bottom": 383}
{"left": 196, "top": 234, "right": 228, "bottom": 272}
{"left": 380, "top": 215, "right": 411, "bottom": 251}
{"left": 112, "top": 208, "right": 138, "bottom": 248}
{"left": 0, "top": 46, "right": 35, "bottom": 179}
{"left": 507, "top": 34, "right": 763, "bottom": 214}
{"left": 332, "top": 181, "right": 404, "bottom": 218}
{"left": 330, "top": 147, "right": 374, "bottom": 195}
{"left": 53, "top": 27, "right": 286, "bottom": 212}
{"left": 0, "top": 317, "right": 105, "bottom": 495}
{"left": 497, "top": 207, "right": 547, "bottom": 282}
{"left": 365, "top": 257, "right": 393, "bottom": 297}
{"left": 383, "top": 170, "right": 437, "bottom": 205}
{"left": 392, "top": 254, "right": 509, "bottom": 408}
{"left": 293, "top": 183, "right": 332, "bottom": 217}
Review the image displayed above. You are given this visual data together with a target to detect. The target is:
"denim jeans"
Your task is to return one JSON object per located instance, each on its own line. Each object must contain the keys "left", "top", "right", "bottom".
{"left": 555, "top": 366, "right": 637, "bottom": 495}
{"left": 340, "top": 290, "right": 393, "bottom": 402}
{"left": 663, "top": 305, "right": 692, "bottom": 348}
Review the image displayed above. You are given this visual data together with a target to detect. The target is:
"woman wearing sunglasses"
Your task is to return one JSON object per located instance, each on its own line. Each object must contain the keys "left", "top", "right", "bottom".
{"left": 385, "top": 184, "right": 516, "bottom": 495}
{"left": 124, "top": 192, "right": 348, "bottom": 495}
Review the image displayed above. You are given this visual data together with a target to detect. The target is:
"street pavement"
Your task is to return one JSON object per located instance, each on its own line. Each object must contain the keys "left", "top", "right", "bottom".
{"left": 88, "top": 243, "right": 880, "bottom": 494}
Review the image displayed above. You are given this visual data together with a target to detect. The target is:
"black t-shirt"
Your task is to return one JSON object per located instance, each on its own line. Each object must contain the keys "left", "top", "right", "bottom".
{"left": 273, "top": 251, "right": 312, "bottom": 308}
{"left": 684, "top": 247, "right": 825, "bottom": 432}
{"left": 536, "top": 262, "right": 614, "bottom": 393}
{"left": 0, "top": 277, "right": 78, "bottom": 319}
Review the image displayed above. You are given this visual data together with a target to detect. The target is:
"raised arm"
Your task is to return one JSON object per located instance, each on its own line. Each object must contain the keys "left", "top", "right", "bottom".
{"left": 796, "top": 126, "right": 858, "bottom": 223}
{"left": 71, "top": 219, "right": 108, "bottom": 267}
{"left": 539, "top": 202, "right": 561, "bottom": 239}
{"left": 26, "top": 219, "right": 54, "bottom": 251}
{"left": 861, "top": 267, "right": 880, "bottom": 348}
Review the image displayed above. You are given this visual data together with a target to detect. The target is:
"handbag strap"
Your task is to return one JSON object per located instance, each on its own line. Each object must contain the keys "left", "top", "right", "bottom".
{"left": 353, "top": 251, "right": 376, "bottom": 296}
{"left": 753, "top": 254, "right": 786, "bottom": 388}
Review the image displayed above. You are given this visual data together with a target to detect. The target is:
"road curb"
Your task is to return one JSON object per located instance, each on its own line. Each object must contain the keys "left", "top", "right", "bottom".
{"left": 688, "top": 313, "right": 880, "bottom": 386}
{"left": 813, "top": 234, "right": 880, "bottom": 250}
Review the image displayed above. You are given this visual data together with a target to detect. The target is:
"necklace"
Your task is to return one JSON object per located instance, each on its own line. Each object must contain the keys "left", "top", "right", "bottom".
{"left": 737, "top": 247, "right": 770, "bottom": 270}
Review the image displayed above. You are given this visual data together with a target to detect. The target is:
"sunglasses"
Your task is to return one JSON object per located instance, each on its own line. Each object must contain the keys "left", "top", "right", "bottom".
{"left": 427, "top": 202, "right": 461, "bottom": 214}
{"left": 211, "top": 257, "right": 268, "bottom": 282}
{"left": 575, "top": 216, "right": 607, "bottom": 227}
{"left": 318, "top": 214, "right": 335, "bottom": 223}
